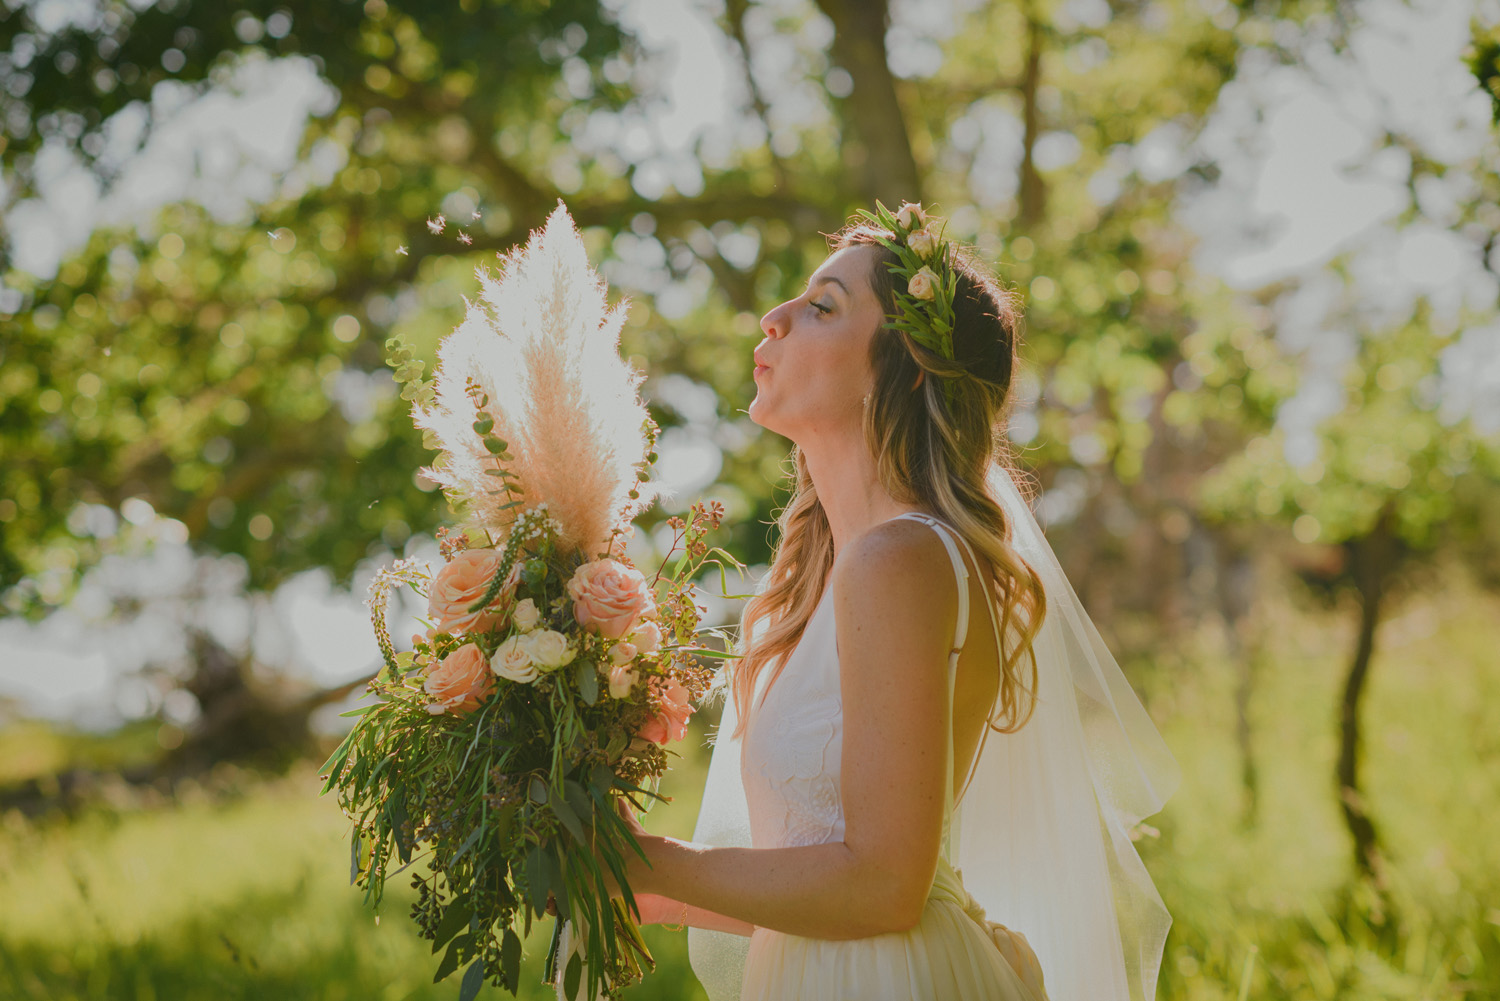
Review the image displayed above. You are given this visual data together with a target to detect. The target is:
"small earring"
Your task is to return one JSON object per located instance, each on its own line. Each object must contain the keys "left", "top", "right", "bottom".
{"left": 861, "top": 393, "right": 870, "bottom": 408}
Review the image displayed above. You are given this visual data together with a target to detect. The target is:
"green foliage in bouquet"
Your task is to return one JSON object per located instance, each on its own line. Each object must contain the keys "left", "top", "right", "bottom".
{"left": 319, "top": 205, "right": 745, "bottom": 1000}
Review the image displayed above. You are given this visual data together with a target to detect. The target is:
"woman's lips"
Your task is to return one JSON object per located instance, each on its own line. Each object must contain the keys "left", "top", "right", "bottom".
{"left": 754, "top": 364, "right": 770, "bottom": 378}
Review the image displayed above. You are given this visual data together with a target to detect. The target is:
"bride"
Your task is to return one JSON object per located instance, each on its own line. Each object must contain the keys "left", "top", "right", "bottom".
{"left": 609, "top": 204, "right": 1179, "bottom": 1001}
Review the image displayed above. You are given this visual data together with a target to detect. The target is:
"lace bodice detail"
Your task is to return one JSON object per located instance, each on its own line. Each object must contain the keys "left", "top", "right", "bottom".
{"left": 738, "top": 515, "right": 992, "bottom": 855}
{"left": 739, "top": 586, "right": 849, "bottom": 849}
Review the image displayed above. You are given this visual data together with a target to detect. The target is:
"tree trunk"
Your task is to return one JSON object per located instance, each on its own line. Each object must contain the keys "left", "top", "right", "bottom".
{"left": 1338, "top": 517, "right": 1395, "bottom": 880}
{"left": 816, "top": 0, "right": 922, "bottom": 205}
{"left": 1214, "top": 536, "right": 1259, "bottom": 826}
{"left": 1017, "top": 6, "right": 1046, "bottom": 227}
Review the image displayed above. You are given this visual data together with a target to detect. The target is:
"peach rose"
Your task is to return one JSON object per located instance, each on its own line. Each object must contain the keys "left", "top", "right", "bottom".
{"left": 908, "top": 266, "right": 939, "bottom": 301}
{"left": 424, "top": 643, "right": 494, "bottom": 715}
{"left": 629, "top": 621, "right": 662, "bottom": 656}
{"left": 609, "top": 641, "right": 637, "bottom": 666}
{"left": 566, "top": 559, "right": 656, "bottom": 640}
{"left": 607, "top": 664, "right": 638, "bottom": 700}
{"left": 895, "top": 201, "right": 927, "bottom": 229}
{"left": 907, "top": 227, "right": 938, "bottom": 259}
{"left": 428, "top": 549, "right": 517, "bottom": 637}
{"left": 637, "top": 677, "right": 693, "bottom": 745}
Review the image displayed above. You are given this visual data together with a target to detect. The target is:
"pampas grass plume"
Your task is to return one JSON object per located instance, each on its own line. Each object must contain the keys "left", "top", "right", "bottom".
{"left": 414, "top": 202, "right": 657, "bottom": 558}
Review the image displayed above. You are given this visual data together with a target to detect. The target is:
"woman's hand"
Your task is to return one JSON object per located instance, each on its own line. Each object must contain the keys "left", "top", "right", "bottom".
{"left": 612, "top": 795, "right": 661, "bottom": 893}
{"left": 626, "top": 892, "right": 685, "bottom": 926}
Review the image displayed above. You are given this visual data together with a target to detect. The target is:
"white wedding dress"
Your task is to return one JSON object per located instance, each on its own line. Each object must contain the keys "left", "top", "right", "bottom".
{"left": 728, "top": 513, "right": 1046, "bottom": 1001}
{"left": 689, "top": 468, "right": 1179, "bottom": 1001}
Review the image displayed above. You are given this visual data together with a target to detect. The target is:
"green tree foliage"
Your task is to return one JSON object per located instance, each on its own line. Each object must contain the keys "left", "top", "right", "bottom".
{"left": 0, "top": 0, "right": 1308, "bottom": 616}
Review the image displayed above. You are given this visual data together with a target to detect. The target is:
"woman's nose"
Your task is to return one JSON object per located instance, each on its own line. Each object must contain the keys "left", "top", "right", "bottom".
{"left": 760, "top": 301, "right": 788, "bottom": 339}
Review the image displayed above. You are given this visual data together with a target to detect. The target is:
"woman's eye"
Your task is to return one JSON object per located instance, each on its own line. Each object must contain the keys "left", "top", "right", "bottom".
{"left": 810, "top": 300, "right": 832, "bottom": 315}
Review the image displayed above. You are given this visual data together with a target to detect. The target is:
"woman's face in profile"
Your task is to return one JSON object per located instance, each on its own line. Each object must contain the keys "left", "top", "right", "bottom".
{"left": 748, "top": 244, "right": 886, "bottom": 443}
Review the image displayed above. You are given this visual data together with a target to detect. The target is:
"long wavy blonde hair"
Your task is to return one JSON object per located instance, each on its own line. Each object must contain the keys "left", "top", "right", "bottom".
{"left": 730, "top": 221, "right": 1047, "bottom": 740}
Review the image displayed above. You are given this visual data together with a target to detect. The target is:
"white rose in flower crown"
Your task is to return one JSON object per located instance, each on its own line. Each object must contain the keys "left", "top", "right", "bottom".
{"left": 908, "top": 266, "right": 939, "bottom": 301}
{"left": 608, "top": 664, "right": 638, "bottom": 700}
{"left": 511, "top": 598, "right": 541, "bottom": 632}
{"left": 895, "top": 201, "right": 926, "bottom": 229}
{"left": 491, "top": 635, "right": 539, "bottom": 684}
{"left": 525, "top": 629, "right": 575, "bottom": 671}
{"left": 629, "top": 620, "right": 662, "bottom": 656}
{"left": 609, "top": 641, "right": 637, "bottom": 666}
{"left": 907, "top": 227, "right": 939, "bottom": 259}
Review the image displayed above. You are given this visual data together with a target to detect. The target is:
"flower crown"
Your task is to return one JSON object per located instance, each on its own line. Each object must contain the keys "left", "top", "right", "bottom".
{"left": 853, "top": 200, "right": 961, "bottom": 402}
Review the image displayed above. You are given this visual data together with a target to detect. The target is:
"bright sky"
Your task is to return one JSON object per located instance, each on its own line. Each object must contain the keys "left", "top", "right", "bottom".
{"left": 2, "top": 0, "right": 1496, "bottom": 727}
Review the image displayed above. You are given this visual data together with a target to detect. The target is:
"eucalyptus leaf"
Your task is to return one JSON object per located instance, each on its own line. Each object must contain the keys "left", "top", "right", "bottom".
{"left": 434, "top": 934, "right": 466, "bottom": 982}
{"left": 458, "top": 958, "right": 486, "bottom": 1001}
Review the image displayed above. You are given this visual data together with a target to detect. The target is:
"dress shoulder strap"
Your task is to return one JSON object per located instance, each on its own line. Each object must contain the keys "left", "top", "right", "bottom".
{"left": 889, "top": 512, "right": 1005, "bottom": 810}
{"left": 889, "top": 512, "right": 970, "bottom": 656}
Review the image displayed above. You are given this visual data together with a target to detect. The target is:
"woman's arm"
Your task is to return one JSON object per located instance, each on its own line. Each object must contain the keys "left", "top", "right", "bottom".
{"left": 630, "top": 893, "right": 757, "bottom": 936}
{"left": 627, "top": 522, "right": 957, "bottom": 940}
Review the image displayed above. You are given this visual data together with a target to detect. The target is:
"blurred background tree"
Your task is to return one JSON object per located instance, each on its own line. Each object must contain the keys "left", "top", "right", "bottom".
{"left": 2, "top": 0, "right": 1499, "bottom": 997}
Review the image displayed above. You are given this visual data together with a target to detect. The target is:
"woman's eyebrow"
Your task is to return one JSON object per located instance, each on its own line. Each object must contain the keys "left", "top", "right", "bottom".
{"left": 809, "top": 275, "right": 849, "bottom": 296}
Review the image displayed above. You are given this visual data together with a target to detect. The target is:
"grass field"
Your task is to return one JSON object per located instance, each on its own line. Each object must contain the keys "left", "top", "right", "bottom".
{"left": 1, "top": 574, "right": 1496, "bottom": 1000}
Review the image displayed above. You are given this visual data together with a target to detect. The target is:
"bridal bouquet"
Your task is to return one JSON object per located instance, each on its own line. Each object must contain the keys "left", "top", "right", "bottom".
{"left": 320, "top": 204, "right": 740, "bottom": 1000}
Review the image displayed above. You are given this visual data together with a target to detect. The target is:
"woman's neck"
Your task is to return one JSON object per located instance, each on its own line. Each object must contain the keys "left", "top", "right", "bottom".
{"left": 800, "top": 434, "right": 923, "bottom": 558}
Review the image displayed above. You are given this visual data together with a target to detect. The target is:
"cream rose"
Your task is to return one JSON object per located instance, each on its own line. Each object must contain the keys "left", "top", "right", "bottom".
{"left": 511, "top": 598, "right": 541, "bottom": 632}
{"left": 629, "top": 621, "right": 662, "bottom": 656}
{"left": 638, "top": 677, "right": 693, "bottom": 745}
{"left": 908, "top": 266, "right": 939, "bottom": 301}
{"left": 566, "top": 558, "right": 657, "bottom": 640}
{"left": 895, "top": 201, "right": 926, "bottom": 229}
{"left": 525, "top": 629, "right": 575, "bottom": 671}
{"left": 609, "top": 641, "right": 637, "bottom": 666}
{"left": 424, "top": 643, "right": 494, "bottom": 715}
{"left": 490, "top": 635, "right": 539, "bottom": 684}
{"left": 607, "top": 664, "right": 639, "bottom": 700}
{"left": 427, "top": 549, "right": 516, "bottom": 637}
{"left": 907, "top": 227, "right": 938, "bottom": 259}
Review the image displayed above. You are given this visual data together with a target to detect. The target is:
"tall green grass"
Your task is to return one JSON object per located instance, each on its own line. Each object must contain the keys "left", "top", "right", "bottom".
{"left": 1, "top": 576, "right": 1495, "bottom": 999}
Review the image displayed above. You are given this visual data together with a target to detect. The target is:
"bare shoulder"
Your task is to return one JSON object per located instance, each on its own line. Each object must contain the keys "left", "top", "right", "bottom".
{"left": 830, "top": 517, "right": 958, "bottom": 636}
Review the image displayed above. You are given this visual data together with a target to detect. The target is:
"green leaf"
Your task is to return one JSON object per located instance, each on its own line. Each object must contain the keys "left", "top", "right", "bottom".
{"left": 564, "top": 951, "right": 582, "bottom": 1001}
{"left": 501, "top": 929, "right": 522, "bottom": 990}
{"left": 389, "top": 795, "right": 412, "bottom": 865}
{"left": 349, "top": 828, "right": 362, "bottom": 885}
{"left": 575, "top": 659, "right": 598, "bottom": 705}
{"left": 525, "top": 844, "right": 549, "bottom": 915}
{"left": 434, "top": 934, "right": 466, "bottom": 982}
{"left": 450, "top": 823, "right": 485, "bottom": 865}
{"left": 550, "top": 786, "right": 586, "bottom": 842}
{"left": 472, "top": 415, "right": 494, "bottom": 435}
{"left": 529, "top": 776, "right": 549, "bottom": 805}
{"left": 459, "top": 958, "right": 486, "bottom": 1001}
{"left": 563, "top": 780, "right": 594, "bottom": 831}
{"left": 483, "top": 437, "right": 507, "bottom": 454}
{"left": 337, "top": 703, "right": 376, "bottom": 717}
{"left": 431, "top": 894, "right": 475, "bottom": 952}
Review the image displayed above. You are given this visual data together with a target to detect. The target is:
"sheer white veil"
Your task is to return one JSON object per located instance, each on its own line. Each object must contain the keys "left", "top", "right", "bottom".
{"left": 687, "top": 462, "right": 1180, "bottom": 1001}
